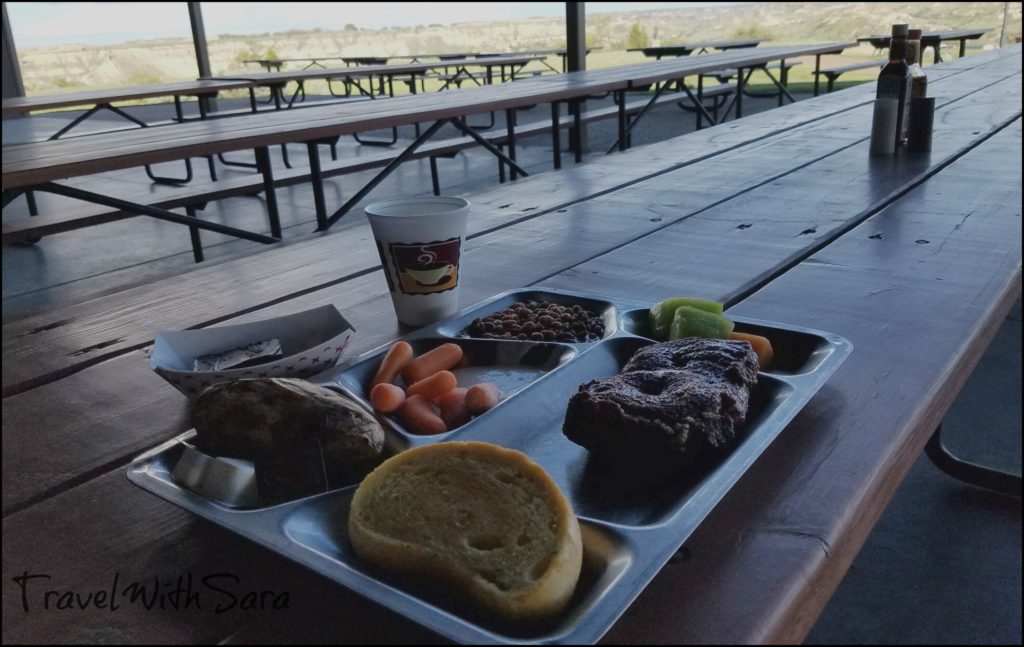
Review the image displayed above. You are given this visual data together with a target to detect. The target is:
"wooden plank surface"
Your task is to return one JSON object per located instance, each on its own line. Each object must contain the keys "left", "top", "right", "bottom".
{"left": 2, "top": 51, "right": 1018, "bottom": 515}
{"left": 2, "top": 51, "right": 1018, "bottom": 523}
{"left": 3, "top": 48, "right": 1016, "bottom": 398}
{"left": 596, "top": 122, "right": 1022, "bottom": 645}
{"left": 0, "top": 43, "right": 861, "bottom": 188}
{"left": 2, "top": 115, "right": 1018, "bottom": 647}
{"left": 0, "top": 80, "right": 256, "bottom": 115}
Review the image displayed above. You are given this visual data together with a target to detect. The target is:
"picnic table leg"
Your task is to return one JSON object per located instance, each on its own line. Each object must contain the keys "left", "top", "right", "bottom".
{"left": 933, "top": 43, "right": 942, "bottom": 64}
{"left": 145, "top": 157, "right": 194, "bottom": 185}
{"left": 185, "top": 205, "right": 204, "bottom": 263}
{"left": 429, "top": 156, "right": 441, "bottom": 195}
{"left": 607, "top": 78, "right": 688, "bottom": 154}
{"left": 758, "top": 66, "right": 796, "bottom": 104}
{"left": 306, "top": 142, "right": 329, "bottom": 231}
{"left": 194, "top": 97, "right": 219, "bottom": 182}
{"left": 735, "top": 67, "right": 745, "bottom": 118}
{"left": 617, "top": 90, "right": 627, "bottom": 151}
{"left": 677, "top": 81, "right": 717, "bottom": 129}
{"left": 697, "top": 75, "right": 704, "bottom": 130}
{"left": 254, "top": 146, "right": 282, "bottom": 239}
{"left": 325, "top": 119, "right": 448, "bottom": 228}
{"left": 778, "top": 59, "right": 787, "bottom": 107}
{"left": 551, "top": 102, "right": 562, "bottom": 170}
{"left": 34, "top": 182, "right": 279, "bottom": 244}
{"left": 409, "top": 75, "right": 421, "bottom": 138}
{"left": 286, "top": 81, "right": 305, "bottom": 109}
{"left": 47, "top": 103, "right": 130, "bottom": 140}
{"left": 48, "top": 101, "right": 198, "bottom": 185}
{"left": 451, "top": 118, "right": 529, "bottom": 177}
{"left": 925, "top": 425, "right": 1022, "bottom": 498}
{"left": 570, "top": 99, "right": 583, "bottom": 163}
{"left": 506, "top": 109, "right": 518, "bottom": 180}
{"left": 9, "top": 189, "right": 43, "bottom": 244}
{"left": 814, "top": 54, "right": 822, "bottom": 96}
{"left": 959, "top": 38, "right": 967, "bottom": 58}
{"left": 25, "top": 190, "right": 38, "bottom": 216}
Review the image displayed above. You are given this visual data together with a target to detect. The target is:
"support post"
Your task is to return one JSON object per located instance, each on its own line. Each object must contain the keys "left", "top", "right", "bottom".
{"left": 1000, "top": 2, "right": 1009, "bottom": 48}
{"left": 1, "top": 2, "right": 25, "bottom": 100}
{"left": 551, "top": 101, "right": 562, "bottom": 169}
{"left": 188, "top": 3, "right": 216, "bottom": 114}
{"left": 565, "top": 1, "right": 587, "bottom": 157}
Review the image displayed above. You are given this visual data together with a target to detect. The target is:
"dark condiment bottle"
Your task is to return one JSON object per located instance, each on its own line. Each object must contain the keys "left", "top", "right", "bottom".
{"left": 876, "top": 24, "right": 912, "bottom": 147}
{"left": 907, "top": 29, "right": 928, "bottom": 99}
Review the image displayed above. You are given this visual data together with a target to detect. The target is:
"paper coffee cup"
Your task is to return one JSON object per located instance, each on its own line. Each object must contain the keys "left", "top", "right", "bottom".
{"left": 365, "top": 196, "right": 470, "bottom": 326}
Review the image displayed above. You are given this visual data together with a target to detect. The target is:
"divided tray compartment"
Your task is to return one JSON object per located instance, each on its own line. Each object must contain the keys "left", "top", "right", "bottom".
{"left": 128, "top": 287, "right": 852, "bottom": 644}
{"left": 435, "top": 289, "right": 618, "bottom": 343}
{"left": 335, "top": 336, "right": 578, "bottom": 440}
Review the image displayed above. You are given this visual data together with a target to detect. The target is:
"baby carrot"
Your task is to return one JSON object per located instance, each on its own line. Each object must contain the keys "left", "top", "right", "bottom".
{"left": 396, "top": 394, "right": 448, "bottom": 435}
{"left": 728, "top": 331, "right": 774, "bottom": 369}
{"left": 438, "top": 387, "right": 471, "bottom": 429}
{"left": 402, "top": 343, "right": 464, "bottom": 385}
{"left": 406, "top": 370, "right": 458, "bottom": 400}
{"left": 370, "top": 383, "right": 406, "bottom": 413}
{"left": 465, "top": 382, "right": 500, "bottom": 415}
{"left": 371, "top": 341, "right": 414, "bottom": 387}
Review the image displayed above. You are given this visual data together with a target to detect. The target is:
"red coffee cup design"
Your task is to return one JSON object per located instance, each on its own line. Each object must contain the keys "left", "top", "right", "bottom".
{"left": 388, "top": 238, "right": 461, "bottom": 295}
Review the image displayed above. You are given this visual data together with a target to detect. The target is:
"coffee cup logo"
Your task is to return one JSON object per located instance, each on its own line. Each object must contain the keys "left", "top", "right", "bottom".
{"left": 388, "top": 238, "right": 461, "bottom": 295}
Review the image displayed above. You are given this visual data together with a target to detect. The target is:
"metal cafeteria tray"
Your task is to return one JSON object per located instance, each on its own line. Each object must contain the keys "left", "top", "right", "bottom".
{"left": 128, "top": 287, "right": 852, "bottom": 644}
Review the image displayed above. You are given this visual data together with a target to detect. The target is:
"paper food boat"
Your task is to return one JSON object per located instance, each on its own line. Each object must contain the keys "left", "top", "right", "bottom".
{"left": 150, "top": 304, "right": 355, "bottom": 399}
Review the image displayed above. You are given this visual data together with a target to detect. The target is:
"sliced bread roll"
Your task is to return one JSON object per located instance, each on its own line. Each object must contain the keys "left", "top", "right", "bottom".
{"left": 348, "top": 441, "right": 583, "bottom": 623}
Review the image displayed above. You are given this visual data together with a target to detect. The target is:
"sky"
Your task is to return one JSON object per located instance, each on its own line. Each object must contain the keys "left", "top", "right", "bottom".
{"left": 6, "top": 2, "right": 742, "bottom": 47}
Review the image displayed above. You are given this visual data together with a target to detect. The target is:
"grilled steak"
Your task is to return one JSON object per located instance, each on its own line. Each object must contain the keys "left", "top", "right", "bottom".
{"left": 562, "top": 338, "right": 759, "bottom": 466}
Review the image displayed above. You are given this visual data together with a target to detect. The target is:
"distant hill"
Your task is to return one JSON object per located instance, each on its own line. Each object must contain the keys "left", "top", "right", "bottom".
{"left": 13, "top": 2, "right": 1020, "bottom": 95}
{"left": 584, "top": 2, "right": 1018, "bottom": 47}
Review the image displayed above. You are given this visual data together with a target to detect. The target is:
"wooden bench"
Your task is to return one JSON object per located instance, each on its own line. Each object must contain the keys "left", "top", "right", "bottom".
{"left": 2, "top": 87, "right": 733, "bottom": 257}
{"left": 813, "top": 60, "right": 883, "bottom": 94}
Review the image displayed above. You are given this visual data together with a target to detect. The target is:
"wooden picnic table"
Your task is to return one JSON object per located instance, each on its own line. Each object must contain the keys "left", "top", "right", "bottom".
{"left": 1, "top": 42, "right": 857, "bottom": 251}
{"left": 493, "top": 47, "right": 603, "bottom": 72}
{"left": 243, "top": 57, "right": 350, "bottom": 72}
{"left": 0, "top": 79, "right": 256, "bottom": 135}
{"left": 0, "top": 79, "right": 259, "bottom": 187}
{"left": 212, "top": 54, "right": 550, "bottom": 109}
{"left": 858, "top": 28, "right": 991, "bottom": 64}
{"left": 2, "top": 44, "right": 1020, "bottom": 644}
{"left": 629, "top": 37, "right": 768, "bottom": 59}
